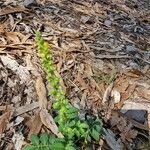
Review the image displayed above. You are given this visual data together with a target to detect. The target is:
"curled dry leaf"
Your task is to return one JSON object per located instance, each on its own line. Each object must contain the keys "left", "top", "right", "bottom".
{"left": 102, "top": 82, "right": 114, "bottom": 104}
{"left": 5, "top": 32, "right": 20, "bottom": 44}
{"left": 35, "top": 76, "right": 47, "bottom": 109}
{"left": 0, "top": 5, "right": 28, "bottom": 16}
{"left": 40, "top": 109, "right": 64, "bottom": 138}
{"left": 80, "top": 90, "right": 88, "bottom": 109}
{"left": 0, "top": 108, "right": 13, "bottom": 138}
{"left": 5, "top": 32, "right": 31, "bottom": 44}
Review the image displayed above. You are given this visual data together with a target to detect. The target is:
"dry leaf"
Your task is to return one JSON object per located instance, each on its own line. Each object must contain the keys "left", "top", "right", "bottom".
{"left": 0, "top": 55, "right": 30, "bottom": 83}
{"left": 102, "top": 82, "right": 114, "bottom": 104}
{"left": 5, "top": 32, "right": 30, "bottom": 44}
{"left": 136, "top": 87, "right": 150, "bottom": 100}
{"left": 0, "top": 5, "right": 28, "bottom": 16}
{"left": 14, "top": 102, "right": 39, "bottom": 117}
{"left": 5, "top": 32, "right": 20, "bottom": 44}
{"left": 103, "top": 128, "right": 124, "bottom": 150}
{"left": 0, "top": 109, "right": 12, "bottom": 138}
{"left": 110, "top": 111, "right": 138, "bottom": 143}
{"left": 40, "top": 109, "right": 64, "bottom": 138}
{"left": 35, "top": 76, "right": 47, "bottom": 109}
{"left": 121, "top": 84, "right": 136, "bottom": 101}
{"left": 115, "top": 76, "right": 129, "bottom": 93}
{"left": 80, "top": 90, "right": 88, "bottom": 108}
{"left": 28, "top": 111, "right": 42, "bottom": 138}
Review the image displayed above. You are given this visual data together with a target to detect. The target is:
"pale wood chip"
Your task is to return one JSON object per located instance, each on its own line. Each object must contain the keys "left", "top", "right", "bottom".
{"left": 40, "top": 109, "right": 64, "bottom": 138}
{"left": 14, "top": 102, "right": 39, "bottom": 117}
{"left": 35, "top": 76, "right": 48, "bottom": 109}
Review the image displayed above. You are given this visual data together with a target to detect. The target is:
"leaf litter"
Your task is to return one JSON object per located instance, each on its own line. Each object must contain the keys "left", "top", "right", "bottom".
{"left": 0, "top": 0, "right": 149, "bottom": 149}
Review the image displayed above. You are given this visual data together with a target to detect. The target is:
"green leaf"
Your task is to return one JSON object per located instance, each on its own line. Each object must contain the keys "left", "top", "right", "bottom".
{"left": 86, "top": 135, "right": 91, "bottom": 142}
{"left": 42, "top": 147, "right": 50, "bottom": 150}
{"left": 79, "top": 123, "right": 89, "bottom": 129}
{"left": 67, "top": 112, "right": 78, "bottom": 119}
{"left": 65, "top": 141, "right": 76, "bottom": 150}
{"left": 67, "top": 107, "right": 79, "bottom": 113}
{"left": 53, "top": 102, "right": 60, "bottom": 109}
{"left": 74, "top": 129, "right": 80, "bottom": 137}
{"left": 23, "top": 145, "right": 37, "bottom": 150}
{"left": 67, "top": 120, "right": 76, "bottom": 127}
{"left": 30, "top": 134, "right": 40, "bottom": 145}
{"left": 95, "top": 125, "right": 102, "bottom": 133}
{"left": 51, "top": 142, "right": 65, "bottom": 150}
{"left": 40, "top": 133, "right": 49, "bottom": 145}
{"left": 91, "top": 128, "right": 100, "bottom": 141}
{"left": 49, "top": 136, "right": 59, "bottom": 144}
{"left": 65, "top": 146, "right": 76, "bottom": 150}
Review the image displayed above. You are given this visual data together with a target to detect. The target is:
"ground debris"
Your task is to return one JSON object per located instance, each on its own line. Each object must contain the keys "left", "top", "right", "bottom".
{"left": 0, "top": 0, "right": 149, "bottom": 149}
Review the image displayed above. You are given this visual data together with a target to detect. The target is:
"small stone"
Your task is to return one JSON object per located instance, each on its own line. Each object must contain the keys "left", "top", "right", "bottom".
{"left": 125, "top": 110, "right": 146, "bottom": 123}
{"left": 23, "top": 0, "right": 35, "bottom": 7}
{"left": 104, "top": 20, "right": 112, "bottom": 27}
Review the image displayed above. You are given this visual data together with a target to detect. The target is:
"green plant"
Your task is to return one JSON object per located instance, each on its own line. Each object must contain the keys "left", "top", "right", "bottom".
{"left": 24, "top": 32, "right": 103, "bottom": 150}
{"left": 24, "top": 134, "right": 76, "bottom": 150}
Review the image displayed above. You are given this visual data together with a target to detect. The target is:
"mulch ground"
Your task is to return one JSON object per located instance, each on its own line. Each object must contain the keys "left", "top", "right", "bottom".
{"left": 0, "top": 0, "right": 150, "bottom": 149}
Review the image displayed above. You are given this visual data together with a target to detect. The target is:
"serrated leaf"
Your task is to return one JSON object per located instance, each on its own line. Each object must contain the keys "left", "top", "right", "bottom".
{"left": 40, "top": 134, "right": 49, "bottom": 145}
{"left": 30, "top": 135, "right": 40, "bottom": 145}
{"left": 86, "top": 135, "right": 91, "bottom": 142}
{"left": 42, "top": 147, "right": 50, "bottom": 150}
{"left": 23, "top": 145, "right": 37, "bottom": 150}
{"left": 74, "top": 129, "right": 80, "bottom": 137}
{"left": 67, "top": 112, "right": 78, "bottom": 119}
{"left": 67, "top": 107, "right": 78, "bottom": 113}
{"left": 65, "top": 146, "right": 76, "bottom": 150}
{"left": 80, "top": 123, "right": 89, "bottom": 129}
{"left": 51, "top": 142, "right": 65, "bottom": 150}
{"left": 95, "top": 125, "right": 102, "bottom": 133}
{"left": 91, "top": 128, "right": 100, "bottom": 141}
{"left": 67, "top": 120, "right": 76, "bottom": 127}
{"left": 49, "top": 136, "right": 57, "bottom": 144}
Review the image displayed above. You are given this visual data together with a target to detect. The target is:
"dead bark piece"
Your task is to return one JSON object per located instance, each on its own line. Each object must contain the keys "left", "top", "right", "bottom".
{"left": 40, "top": 109, "right": 64, "bottom": 138}
{"left": 95, "top": 55, "right": 131, "bottom": 59}
{"left": 103, "top": 128, "right": 124, "bottom": 150}
{"left": 35, "top": 76, "right": 48, "bottom": 109}
{"left": 0, "top": 6, "right": 28, "bottom": 16}
{"left": 148, "top": 110, "right": 150, "bottom": 142}
{"left": 0, "top": 109, "right": 13, "bottom": 138}
{"left": 14, "top": 102, "right": 39, "bottom": 117}
{"left": 102, "top": 82, "right": 114, "bottom": 104}
{"left": 28, "top": 110, "right": 42, "bottom": 138}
